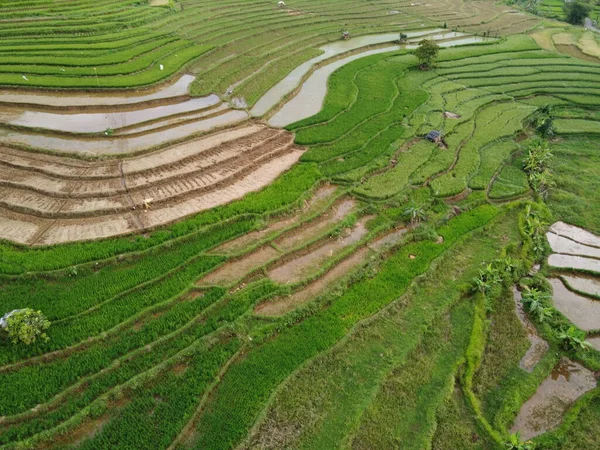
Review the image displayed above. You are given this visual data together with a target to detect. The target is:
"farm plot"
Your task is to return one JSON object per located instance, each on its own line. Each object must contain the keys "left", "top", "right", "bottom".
{"left": 0, "top": 124, "right": 304, "bottom": 244}
{"left": 1, "top": 3, "right": 600, "bottom": 450}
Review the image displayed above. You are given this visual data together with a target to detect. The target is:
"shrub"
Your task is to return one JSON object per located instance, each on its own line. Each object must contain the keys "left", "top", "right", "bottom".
{"left": 2, "top": 309, "right": 50, "bottom": 345}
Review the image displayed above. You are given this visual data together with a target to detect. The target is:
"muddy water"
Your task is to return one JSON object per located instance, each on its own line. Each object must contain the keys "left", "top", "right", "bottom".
{"left": 2, "top": 96, "right": 221, "bottom": 133}
{"left": 0, "top": 75, "right": 195, "bottom": 107}
{"left": 117, "top": 104, "right": 230, "bottom": 135}
{"left": 513, "top": 287, "right": 549, "bottom": 372}
{"left": 546, "top": 232, "right": 600, "bottom": 259}
{"left": 561, "top": 275, "right": 600, "bottom": 298}
{"left": 256, "top": 247, "right": 370, "bottom": 316}
{"left": 266, "top": 34, "right": 494, "bottom": 127}
{"left": 550, "top": 221, "right": 600, "bottom": 249}
{"left": 510, "top": 358, "right": 597, "bottom": 440}
{"left": 268, "top": 46, "right": 398, "bottom": 127}
{"left": 0, "top": 109, "right": 248, "bottom": 155}
{"left": 548, "top": 254, "right": 600, "bottom": 274}
{"left": 549, "top": 278, "right": 600, "bottom": 331}
{"left": 251, "top": 30, "right": 445, "bottom": 117}
{"left": 268, "top": 216, "right": 371, "bottom": 284}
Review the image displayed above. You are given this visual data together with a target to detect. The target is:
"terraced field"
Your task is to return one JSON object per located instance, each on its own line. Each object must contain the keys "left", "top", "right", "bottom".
{"left": 1, "top": 0, "right": 600, "bottom": 449}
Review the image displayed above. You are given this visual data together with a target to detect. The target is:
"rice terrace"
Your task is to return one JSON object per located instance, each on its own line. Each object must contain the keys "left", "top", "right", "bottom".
{"left": 1, "top": 0, "right": 600, "bottom": 448}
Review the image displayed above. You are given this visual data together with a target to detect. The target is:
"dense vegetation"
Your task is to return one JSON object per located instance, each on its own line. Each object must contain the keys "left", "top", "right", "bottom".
{"left": 1, "top": 0, "right": 600, "bottom": 449}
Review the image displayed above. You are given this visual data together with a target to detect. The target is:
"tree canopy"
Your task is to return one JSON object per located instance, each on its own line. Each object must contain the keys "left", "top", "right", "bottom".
{"left": 415, "top": 39, "right": 440, "bottom": 69}
{"left": 3, "top": 309, "right": 50, "bottom": 345}
{"left": 564, "top": 0, "right": 591, "bottom": 25}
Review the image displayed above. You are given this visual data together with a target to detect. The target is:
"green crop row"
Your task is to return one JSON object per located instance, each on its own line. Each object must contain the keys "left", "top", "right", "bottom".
{"left": 469, "top": 140, "right": 519, "bottom": 190}
{"left": 554, "top": 118, "right": 600, "bottom": 134}
{"left": 0, "top": 43, "right": 210, "bottom": 88}
{"left": 488, "top": 164, "right": 530, "bottom": 200}
{"left": 430, "top": 103, "right": 534, "bottom": 197}
{"left": 185, "top": 205, "right": 499, "bottom": 449}
{"left": 294, "top": 56, "right": 403, "bottom": 145}
{"left": 0, "top": 282, "right": 277, "bottom": 432}
{"left": 0, "top": 163, "right": 321, "bottom": 274}
{"left": 0, "top": 218, "right": 254, "bottom": 321}
{"left": 0, "top": 36, "right": 178, "bottom": 68}
{"left": 1, "top": 254, "right": 224, "bottom": 365}
{"left": 242, "top": 210, "right": 520, "bottom": 449}
{"left": 354, "top": 140, "right": 436, "bottom": 199}
{"left": 287, "top": 53, "right": 379, "bottom": 130}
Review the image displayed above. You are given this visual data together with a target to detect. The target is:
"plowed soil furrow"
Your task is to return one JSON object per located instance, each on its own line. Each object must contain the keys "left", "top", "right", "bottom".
{"left": 0, "top": 144, "right": 303, "bottom": 245}
{"left": 0, "top": 138, "right": 298, "bottom": 218}
{"left": 0, "top": 124, "right": 268, "bottom": 181}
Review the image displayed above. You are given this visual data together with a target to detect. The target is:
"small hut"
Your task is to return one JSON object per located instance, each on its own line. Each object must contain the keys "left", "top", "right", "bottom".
{"left": 425, "top": 130, "right": 443, "bottom": 143}
{"left": 342, "top": 31, "right": 350, "bottom": 40}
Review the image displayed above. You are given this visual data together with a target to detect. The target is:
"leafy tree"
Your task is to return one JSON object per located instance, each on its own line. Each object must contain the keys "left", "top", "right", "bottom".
{"left": 564, "top": 0, "right": 591, "bottom": 25}
{"left": 398, "top": 32, "right": 408, "bottom": 43}
{"left": 2, "top": 309, "right": 50, "bottom": 345}
{"left": 524, "top": 139, "right": 553, "bottom": 174}
{"left": 415, "top": 39, "right": 439, "bottom": 69}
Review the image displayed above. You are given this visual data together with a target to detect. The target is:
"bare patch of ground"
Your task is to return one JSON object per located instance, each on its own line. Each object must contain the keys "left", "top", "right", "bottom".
{"left": 268, "top": 216, "right": 371, "bottom": 284}
{"left": 368, "top": 227, "right": 408, "bottom": 252}
{"left": 275, "top": 198, "right": 355, "bottom": 251}
{"left": 198, "top": 247, "right": 280, "bottom": 286}
{"left": 0, "top": 124, "right": 305, "bottom": 245}
{"left": 255, "top": 248, "right": 370, "bottom": 316}
{"left": 210, "top": 184, "right": 338, "bottom": 255}
{"left": 443, "top": 111, "right": 461, "bottom": 119}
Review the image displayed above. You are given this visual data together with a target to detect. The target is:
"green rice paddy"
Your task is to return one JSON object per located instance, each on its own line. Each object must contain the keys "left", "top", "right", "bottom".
{"left": 1, "top": 0, "right": 599, "bottom": 449}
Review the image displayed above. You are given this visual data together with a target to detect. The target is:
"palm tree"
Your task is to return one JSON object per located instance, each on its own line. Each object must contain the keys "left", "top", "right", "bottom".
{"left": 403, "top": 205, "right": 426, "bottom": 225}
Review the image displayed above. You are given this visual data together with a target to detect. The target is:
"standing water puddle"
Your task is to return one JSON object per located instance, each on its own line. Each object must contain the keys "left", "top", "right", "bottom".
{"left": 266, "top": 33, "right": 495, "bottom": 127}
{"left": 510, "top": 358, "right": 597, "bottom": 440}
{"left": 2, "top": 96, "right": 221, "bottom": 133}
{"left": 513, "top": 287, "right": 549, "bottom": 372}
{"left": 560, "top": 274, "right": 600, "bottom": 298}
{"left": 549, "top": 278, "right": 600, "bottom": 331}
{"left": 251, "top": 30, "right": 446, "bottom": 117}
{"left": 548, "top": 254, "right": 600, "bottom": 274}
{"left": 546, "top": 232, "right": 600, "bottom": 259}
{"left": 549, "top": 221, "right": 600, "bottom": 249}
{"left": 268, "top": 216, "right": 371, "bottom": 284}
{"left": 0, "top": 109, "right": 248, "bottom": 155}
{"left": 587, "top": 336, "right": 600, "bottom": 351}
{"left": 0, "top": 74, "right": 195, "bottom": 107}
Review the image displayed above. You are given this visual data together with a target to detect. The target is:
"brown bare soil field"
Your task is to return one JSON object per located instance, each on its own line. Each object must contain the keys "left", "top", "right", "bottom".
{"left": 0, "top": 124, "right": 303, "bottom": 245}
